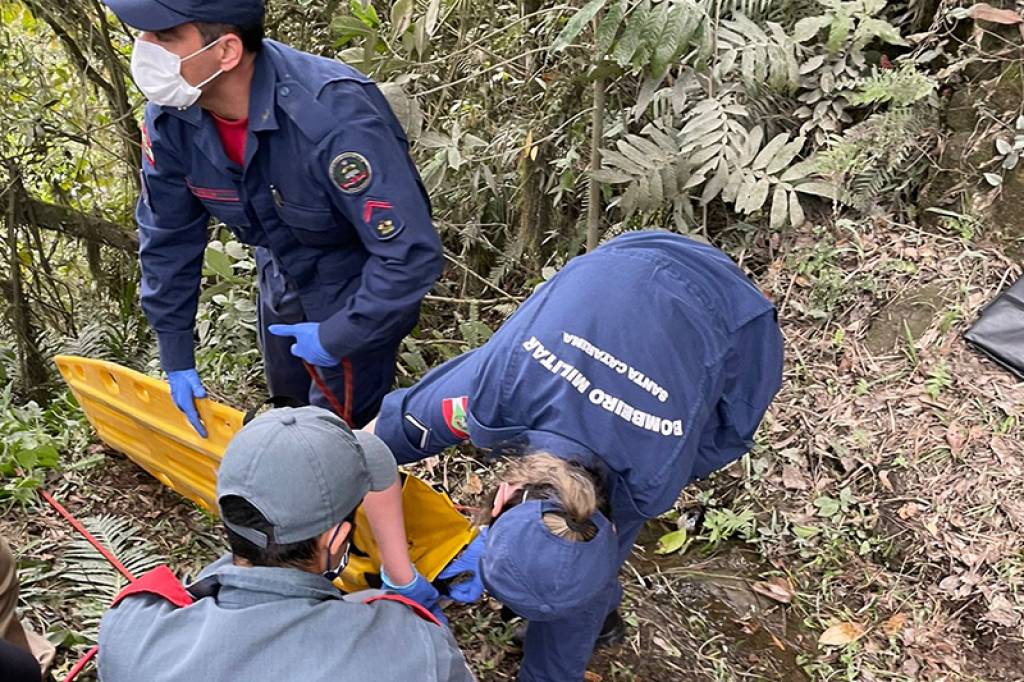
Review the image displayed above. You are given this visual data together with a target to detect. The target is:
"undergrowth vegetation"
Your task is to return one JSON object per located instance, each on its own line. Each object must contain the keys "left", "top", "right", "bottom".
{"left": 2, "top": 0, "right": 1023, "bottom": 679}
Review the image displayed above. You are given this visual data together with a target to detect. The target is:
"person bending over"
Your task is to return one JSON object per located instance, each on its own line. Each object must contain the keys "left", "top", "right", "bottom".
{"left": 367, "top": 230, "right": 784, "bottom": 681}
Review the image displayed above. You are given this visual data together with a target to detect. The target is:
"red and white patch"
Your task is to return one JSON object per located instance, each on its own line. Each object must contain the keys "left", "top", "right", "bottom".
{"left": 441, "top": 396, "right": 469, "bottom": 439}
{"left": 141, "top": 124, "right": 155, "bottom": 167}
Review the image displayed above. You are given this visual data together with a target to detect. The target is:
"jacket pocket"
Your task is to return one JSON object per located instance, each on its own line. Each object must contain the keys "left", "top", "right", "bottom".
{"left": 274, "top": 198, "right": 351, "bottom": 247}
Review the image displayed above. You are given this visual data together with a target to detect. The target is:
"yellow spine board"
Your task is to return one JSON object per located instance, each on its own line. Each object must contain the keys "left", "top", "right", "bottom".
{"left": 55, "top": 356, "right": 477, "bottom": 589}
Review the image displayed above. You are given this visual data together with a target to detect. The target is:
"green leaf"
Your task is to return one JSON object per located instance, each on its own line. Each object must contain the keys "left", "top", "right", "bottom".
{"left": 794, "top": 180, "right": 839, "bottom": 199}
{"left": 332, "top": 15, "right": 375, "bottom": 44}
{"left": 854, "top": 17, "right": 907, "bottom": 48}
{"left": 793, "top": 16, "right": 830, "bottom": 42}
{"left": 590, "top": 168, "right": 635, "bottom": 184}
{"left": 349, "top": 0, "right": 381, "bottom": 28}
{"left": 789, "top": 191, "right": 807, "bottom": 227}
{"left": 766, "top": 136, "right": 806, "bottom": 175}
{"left": 612, "top": 0, "right": 648, "bottom": 65}
{"left": 792, "top": 524, "right": 820, "bottom": 539}
{"left": 826, "top": 10, "right": 852, "bottom": 53}
{"left": 770, "top": 184, "right": 788, "bottom": 229}
{"left": 650, "top": 3, "right": 691, "bottom": 76}
{"left": 390, "top": 0, "right": 414, "bottom": 37}
{"left": 595, "top": 0, "right": 628, "bottom": 57}
{"left": 203, "top": 246, "right": 235, "bottom": 281}
{"left": 424, "top": 0, "right": 441, "bottom": 35}
{"left": 553, "top": 0, "right": 611, "bottom": 52}
{"left": 813, "top": 495, "right": 841, "bottom": 517}
{"left": 655, "top": 528, "right": 689, "bottom": 555}
{"left": 32, "top": 443, "right": 59, "bottom": 469}
{"left": 751, "top": 132, "right": 790, "bottom": 171}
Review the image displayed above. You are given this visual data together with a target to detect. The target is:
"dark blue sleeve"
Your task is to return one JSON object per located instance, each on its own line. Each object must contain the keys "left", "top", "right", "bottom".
{"left": 313, "top": 82, "right": 442, "bottom": 360}
{"left": 137, "top": 106, "right": 210, "bottom": 372}
{"left": 692, "top": 309, "right": 783, "bottom": 480}
{"left": 374, "top": 349, "right": 481, "bottom": 464}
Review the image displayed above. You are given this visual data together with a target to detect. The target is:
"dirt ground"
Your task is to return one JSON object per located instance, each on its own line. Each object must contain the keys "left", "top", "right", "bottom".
{"left": 3, "top": 216, "right": 1023, "bottom": 681}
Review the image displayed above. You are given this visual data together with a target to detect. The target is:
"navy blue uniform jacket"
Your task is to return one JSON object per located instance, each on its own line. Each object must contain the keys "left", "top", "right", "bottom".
{"left": 375, "top": 231, "right": 783, "bottom": 525}
{"left": 137, "top": 40, "right": 442, "bottom": 372}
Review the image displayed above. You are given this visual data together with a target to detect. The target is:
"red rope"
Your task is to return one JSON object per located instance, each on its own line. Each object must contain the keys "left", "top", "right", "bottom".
{"left": 38, "top": 489, "right": 136, "bottom": 682}
{"left": 48, "top": 360, "right": 351, "bottom": 680}
{"left": 39, "top": 489, "right": 135, "bottom": 582}
{"left": 303, "top": 359, "right": 353, "bottom": 426}
{"left": 63, "top": 645, "right": 98, "bottom": 682}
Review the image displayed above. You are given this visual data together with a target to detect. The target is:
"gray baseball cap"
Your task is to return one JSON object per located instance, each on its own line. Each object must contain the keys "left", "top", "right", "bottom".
{"left": 216, "top": 406, "right": 398, "bottom": 547}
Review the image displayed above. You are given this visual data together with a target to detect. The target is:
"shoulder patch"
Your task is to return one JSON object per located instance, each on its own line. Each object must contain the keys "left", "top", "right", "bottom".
{"left": 141, "top": 124, "right": 155, "bottom": 167}
{"left": 330, "top": 152, "right": 372, "bottom": 194}
{"left": 441, "top": 396, "right": 470, "bottom": 439}
{"left": 362, "top": 199, "right": 404, "bottom": 241}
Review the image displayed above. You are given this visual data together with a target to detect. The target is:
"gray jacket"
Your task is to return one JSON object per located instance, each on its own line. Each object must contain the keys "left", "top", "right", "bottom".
{"left": 98, "top": 555, "right": 474, "bottom": 682}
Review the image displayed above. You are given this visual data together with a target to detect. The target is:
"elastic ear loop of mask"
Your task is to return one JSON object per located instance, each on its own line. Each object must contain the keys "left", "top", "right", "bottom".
{"left": 322, "top": 513, "right": 356, "bottom": 581}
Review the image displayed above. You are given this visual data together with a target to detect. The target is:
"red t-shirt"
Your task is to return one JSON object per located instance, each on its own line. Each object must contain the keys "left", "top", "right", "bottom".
{"left": 211, "top": 113, "right": 248, "bottom": 167}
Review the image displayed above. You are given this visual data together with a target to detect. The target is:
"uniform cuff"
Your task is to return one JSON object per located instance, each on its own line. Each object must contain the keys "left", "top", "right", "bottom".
{"left": 374, "top": 389, "right": 425, "bottom": 465}
{"left": 318, "top": 313, "right": 363, "bottom": 363}
{"left": 156, "top": 331, "right": 196, "bottom": 372}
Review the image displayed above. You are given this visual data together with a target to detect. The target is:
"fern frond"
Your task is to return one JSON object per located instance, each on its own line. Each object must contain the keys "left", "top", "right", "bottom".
{"left": 57, "top": 515, "right": 165, "bottom": 638}
{"left": 817, "top": 102, "right": 938, "bottom": 210}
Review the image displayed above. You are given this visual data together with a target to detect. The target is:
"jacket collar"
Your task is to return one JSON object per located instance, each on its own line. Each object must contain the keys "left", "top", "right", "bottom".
{"left": 189, "top": 554, "right": 343, "bottom": 606}
{"left": 158, "top": 40, "right": 335, "bottom": 144}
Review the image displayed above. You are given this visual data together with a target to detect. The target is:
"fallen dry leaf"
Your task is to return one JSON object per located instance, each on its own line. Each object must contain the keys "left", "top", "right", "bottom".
{"left": 584, "top": 672, "right": 603, "bottom": 682}
{"left": 938, "top": 575, "right": 962, "bottom": 593}
{"left": 897, "top": 502, "right": 921, "bottom": 520}
{"left": 966, "top": 2, "right": 1023, "bottom": 23}
{"left": 991, "top": 435, "right": 1018, "bottom": 462}
{"left": 752, "top": 576, "right": 796, "bottom": 604}
{"left": 781, "top": 464, "right": 809, "bottom": 490}
{"left": 983, "top": 594, "right": 1021, "bottom": 627}
{"left": 819, "top": 621, "right": 865, "bottom": 646}
{"left": 878, "top": 469, "right": 894, "bottom": 492}
{"left": 464, "top": 473, "right": 484, "bottom": 496}
{"left": 883, "top": 613, "right": 907, "bottom": 636}
{"left": 945, "top": 421, "right": 966, "bottom": 453}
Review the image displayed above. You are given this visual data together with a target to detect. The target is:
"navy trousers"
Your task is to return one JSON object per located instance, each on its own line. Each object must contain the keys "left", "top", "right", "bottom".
{"left": 255, "top": 249, "right": 405, "bottom": 427}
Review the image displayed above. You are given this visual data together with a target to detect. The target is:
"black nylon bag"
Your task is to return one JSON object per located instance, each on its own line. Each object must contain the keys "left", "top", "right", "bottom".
{"left": 964, "top": 275, "right": 1024, "bottom": 379}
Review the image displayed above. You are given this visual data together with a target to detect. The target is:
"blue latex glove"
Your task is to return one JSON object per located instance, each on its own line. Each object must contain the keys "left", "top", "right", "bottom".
{"left": 167, "top": 369, "right": 207, "bottom": 437}
{"left": 267, "top": 322, "right": 340, "bottom": 367}
{"left": 436, "top": 526, "right": 488, "bottom": 603}
{"left": 381, "top": 565, "right": 447, "bottom": 626}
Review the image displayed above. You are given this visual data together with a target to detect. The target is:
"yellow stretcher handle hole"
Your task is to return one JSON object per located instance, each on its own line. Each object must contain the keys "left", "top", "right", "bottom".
{"left": 101, "top": 371, "right": 120, "bottom": 395}
{"left": 134, "top": 382, "right": 151, "bottom": 402}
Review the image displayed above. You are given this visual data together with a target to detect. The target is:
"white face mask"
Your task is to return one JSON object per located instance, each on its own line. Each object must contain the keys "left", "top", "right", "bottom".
{"left": 130, "top": 36, "right": 224, "bottom": 108}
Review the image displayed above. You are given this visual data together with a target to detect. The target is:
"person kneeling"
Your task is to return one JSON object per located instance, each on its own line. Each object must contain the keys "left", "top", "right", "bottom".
{"left": 97, "top": 406, "right": 474, "bottom": 682}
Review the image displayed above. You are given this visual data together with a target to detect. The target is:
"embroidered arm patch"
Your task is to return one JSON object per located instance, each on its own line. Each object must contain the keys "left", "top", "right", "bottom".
{"left": 330, "top": 152, "right": 372, "bottom": 194}
{"left": 441, "top": 396, "right": 470, "bottom": 439}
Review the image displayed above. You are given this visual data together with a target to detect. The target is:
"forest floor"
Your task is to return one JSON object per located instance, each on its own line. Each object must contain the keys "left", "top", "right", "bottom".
{"left": 4, "top": 215, "right": 1024, "bottom": 681}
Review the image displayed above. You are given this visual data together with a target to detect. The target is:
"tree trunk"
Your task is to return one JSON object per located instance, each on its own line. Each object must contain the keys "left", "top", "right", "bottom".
{"left": 23, "top": 194, "right": 138, "bottom": 253}
{"left": 586, "top": 76, "right": 606, "bottom": 252}
{"left": 4, "top": 191, "right": 51, "bottom": 401}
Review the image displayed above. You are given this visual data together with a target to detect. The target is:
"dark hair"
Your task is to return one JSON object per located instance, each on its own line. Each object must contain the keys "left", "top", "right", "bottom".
{"left": 220, "top": 495, "right": 318, "bottom": 569}
{"left": 195, "top": 21, "right": 264, "bottom": 53}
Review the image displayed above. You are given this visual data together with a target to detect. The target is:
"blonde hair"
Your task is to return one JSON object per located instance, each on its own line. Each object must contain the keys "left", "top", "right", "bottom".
{"left": 503, "top": 453, "right": 601, "bottom": 542}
